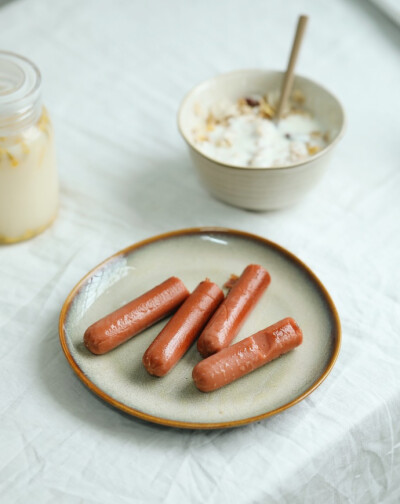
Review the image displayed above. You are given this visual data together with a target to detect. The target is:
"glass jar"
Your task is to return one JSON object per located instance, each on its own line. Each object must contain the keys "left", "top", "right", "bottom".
{"left": 0, "top": 51, "right": 58, "bottom": 243}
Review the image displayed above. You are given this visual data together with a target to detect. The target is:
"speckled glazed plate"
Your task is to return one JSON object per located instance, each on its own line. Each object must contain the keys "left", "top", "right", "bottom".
{"left": 59, "top": 228, "right": 340, "bottom": 429}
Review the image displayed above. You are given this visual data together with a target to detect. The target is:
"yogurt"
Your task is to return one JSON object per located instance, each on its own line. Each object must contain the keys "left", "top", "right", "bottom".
{"left": 0, "top": 52, "right": 58, "bottom": 243}
{"left": 191, "top": 93, "right": 328, "bottom": 168}
{"left": 0, "top": 109, "right": 58, "bottom": 242}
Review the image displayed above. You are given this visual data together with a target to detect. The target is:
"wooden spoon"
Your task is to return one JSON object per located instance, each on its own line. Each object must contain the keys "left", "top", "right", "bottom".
{"left": 275, "top": 15, "right": 309, "bottom": 122}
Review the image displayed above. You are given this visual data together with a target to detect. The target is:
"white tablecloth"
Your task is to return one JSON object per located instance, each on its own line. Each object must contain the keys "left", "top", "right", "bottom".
{"left": 1, "top": 0, "right": 399, "bottom": 502}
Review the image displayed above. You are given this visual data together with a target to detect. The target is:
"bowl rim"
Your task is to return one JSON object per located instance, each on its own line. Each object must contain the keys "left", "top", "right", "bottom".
{"left": 177, "top": 68, "right": 347, "bottom": 171}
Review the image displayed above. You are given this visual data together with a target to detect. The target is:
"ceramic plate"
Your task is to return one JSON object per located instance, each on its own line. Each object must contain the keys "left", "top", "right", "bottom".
{"left": 59, "top": 228, "right": 340, "bottom": 429}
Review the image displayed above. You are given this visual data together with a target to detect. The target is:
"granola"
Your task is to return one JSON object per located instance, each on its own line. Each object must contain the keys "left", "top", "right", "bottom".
{"left": 191, "top": 91, "right": 328, "bottom": 168}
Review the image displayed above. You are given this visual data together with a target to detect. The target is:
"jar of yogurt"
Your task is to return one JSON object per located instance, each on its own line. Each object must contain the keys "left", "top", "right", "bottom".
{"left": 0, "top": 51, "right": 58, "bottom": 243}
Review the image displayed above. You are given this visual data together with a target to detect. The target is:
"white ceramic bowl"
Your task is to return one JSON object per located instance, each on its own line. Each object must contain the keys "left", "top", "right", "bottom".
{"left": 178, "top": 70, "right": 346, "bottom": 210}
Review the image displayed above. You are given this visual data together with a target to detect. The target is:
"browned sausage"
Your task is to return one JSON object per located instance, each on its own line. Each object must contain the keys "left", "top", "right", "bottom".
{"left": 143, "top": 280, "right": 224, "bottom": 376}
{"left": 193, "top": 317, "right": 303, "bottom": 392}
{"left": 197, "top": 264, "right": 271, "bottom": 357}
{"left": 84, "top": 277, "right": 189, "bottom": 355}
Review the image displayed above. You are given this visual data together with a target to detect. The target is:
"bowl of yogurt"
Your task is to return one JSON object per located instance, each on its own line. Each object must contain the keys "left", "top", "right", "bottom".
{"left": 178, "top": 69, "right": 346, "bottom": 210}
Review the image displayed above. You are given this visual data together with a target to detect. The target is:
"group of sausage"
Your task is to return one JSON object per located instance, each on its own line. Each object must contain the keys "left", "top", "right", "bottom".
{"left": 83, "top": 264, "right": 303, "bottom": 392}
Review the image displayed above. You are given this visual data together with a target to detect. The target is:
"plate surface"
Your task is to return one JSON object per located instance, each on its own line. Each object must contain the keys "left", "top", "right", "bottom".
{"left": 59, "top": 228, "right": 340, "bottom": 429}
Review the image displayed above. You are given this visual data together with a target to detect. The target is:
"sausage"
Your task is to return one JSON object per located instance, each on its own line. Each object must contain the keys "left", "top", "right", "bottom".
{"left": 193, "top": 317, "right": 303, "bottom": 392}
{"left": 197, "top": 264, "right": 271, "bottom": 357}
{"left": 143, "top": 280, "right": 224, "bottom": 376}
{"left": 84, "top": 277, "right": 189, "bottom": 355}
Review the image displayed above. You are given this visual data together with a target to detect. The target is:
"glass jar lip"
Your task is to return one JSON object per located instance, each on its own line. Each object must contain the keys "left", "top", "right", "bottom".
{"left": 0, "top": 50, "right": 42, "bottom": 105}
{"left": 0, "top": 51, "right": 42, "bottom": 134}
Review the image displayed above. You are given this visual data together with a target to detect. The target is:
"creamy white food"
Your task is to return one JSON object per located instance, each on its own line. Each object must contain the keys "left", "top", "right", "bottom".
{"left": 0, "top": 109, "right": 58, "bottom": 242}
{"left": 191, "top": 94, "right": 328, "bottom": 168}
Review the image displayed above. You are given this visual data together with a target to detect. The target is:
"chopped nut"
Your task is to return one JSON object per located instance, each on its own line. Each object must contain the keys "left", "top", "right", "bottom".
{"left": 265, "top": 91, "right": 280, "bottom": 108}
{"left": 6, "top": 151, "right": 19, "bottom": 167}
{"left": 323, "top": 132, "right": 330, "bottom": 143}
{"left": 290, "top": 107, "right": 310, "bottom": 116}
{"left": 215, "top": 138, "right": 232, "bottom": 148}
{"left": 259, "top": 97, "right": 275, "bottom": 118}
{"left": 292, "top": 89, "right": 306, "bottom": 105}
{"left": 37, "top": 108, "right": 50, "bottom": 137}
{"left": 219, "top": 116, "right": 231, "bottom": 127}
{"left": 310, "top": 131, "right": 322, "bottom": 137}
{"left": 38, "top": 111, "right": 48, "bottom": 130}
{"left": 195, "top": 133, "right": 209, "bottom": 142}
{"left": 21, "top": 142, "right": 30, "bottom": 155}
{"left": 237, "top": 97, "right": 252, "bottom": 114}
{"left": 206, "top": 113, "right": 216, "bottom": 132}
{"left": 307, "top": 144, "right": 321, "bottom": 155}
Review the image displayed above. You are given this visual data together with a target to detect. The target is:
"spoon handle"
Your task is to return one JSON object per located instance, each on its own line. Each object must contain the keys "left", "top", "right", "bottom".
{"left": 275, "top": 15, "right": 309, "bottom": 122}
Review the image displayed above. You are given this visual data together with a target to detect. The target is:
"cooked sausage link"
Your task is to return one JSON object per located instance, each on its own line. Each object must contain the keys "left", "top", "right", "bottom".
{"left": 143, "top": 280, "right": 224, "bottom": 376}
{"left": 197, "top": 264, "right": 271, "bottom": 357}
{"left": 84, "top": 277, "right": 190, "bottom": 355}
{"left": 193, "top": 317, "right": 303, "bottom": 392}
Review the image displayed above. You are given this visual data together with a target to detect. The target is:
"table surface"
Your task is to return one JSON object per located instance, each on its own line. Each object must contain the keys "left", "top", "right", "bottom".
{"left": 1, "top": 0, "right": 399, "bottom": 502}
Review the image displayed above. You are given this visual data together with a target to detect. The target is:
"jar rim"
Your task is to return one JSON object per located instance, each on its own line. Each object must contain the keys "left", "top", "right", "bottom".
{"left": 0, "top": 51, "right": 42, "bottom": 134}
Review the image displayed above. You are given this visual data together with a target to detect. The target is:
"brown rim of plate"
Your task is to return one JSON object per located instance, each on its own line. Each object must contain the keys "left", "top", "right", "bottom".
{"left": 177, "top": 68, "right": 347, "bottom": 171}
{"left": 59, "top": 227, "right": 341, "bottom": 430}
